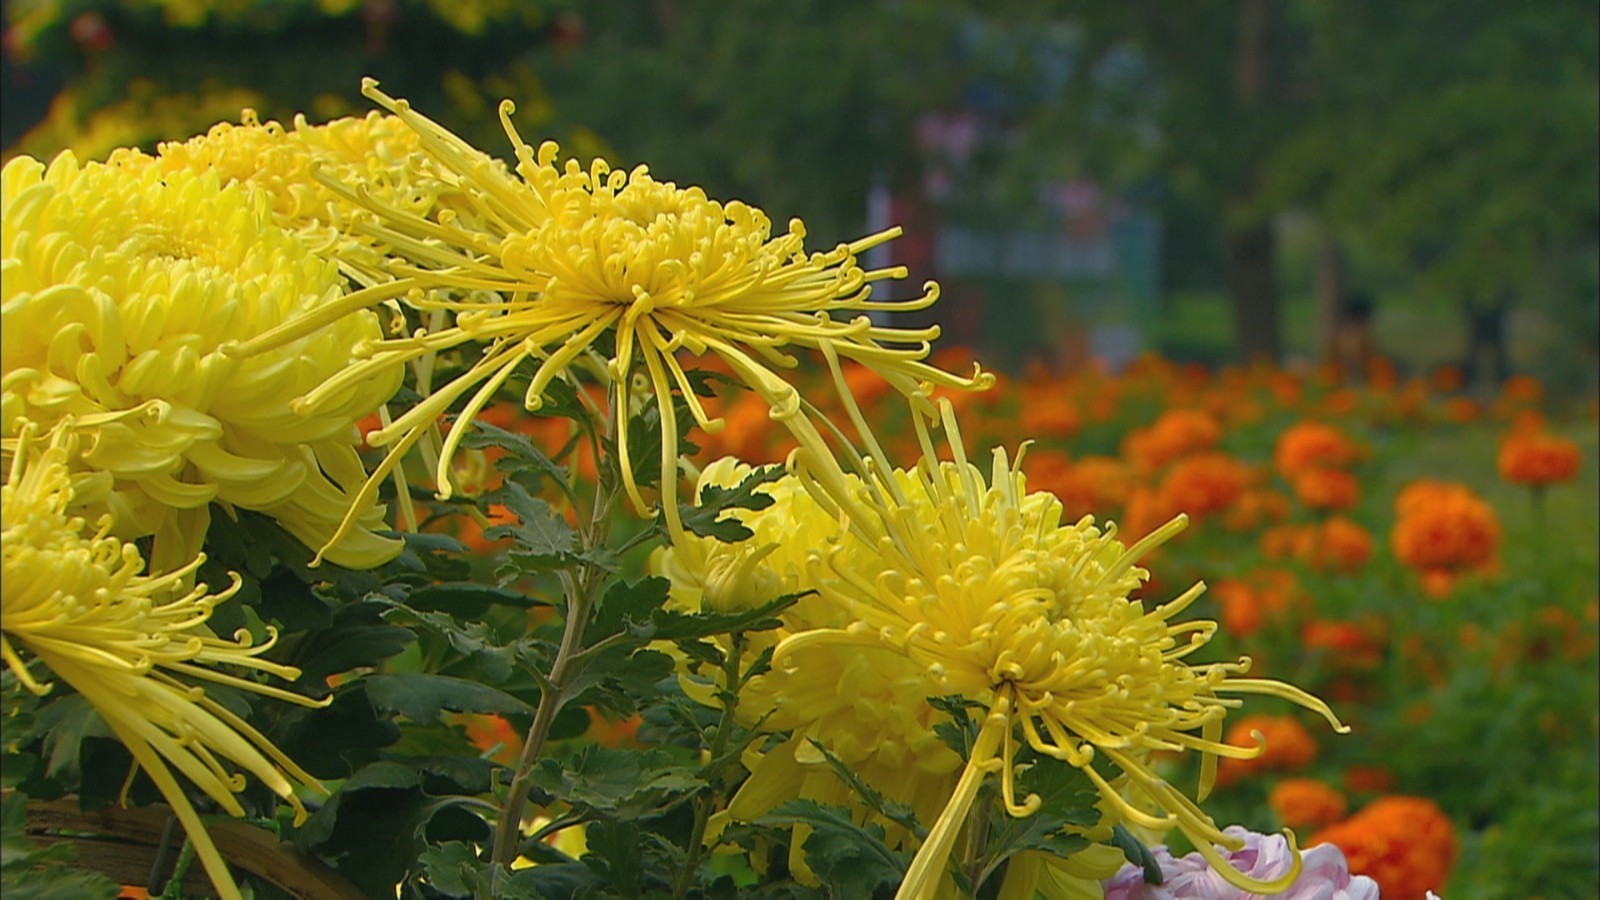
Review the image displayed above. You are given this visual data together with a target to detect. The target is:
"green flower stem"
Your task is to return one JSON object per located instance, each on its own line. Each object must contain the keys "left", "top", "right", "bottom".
{"left": 490, "top": 572, "right": 590, "bottom": 868}
{"left": 490, "top": 401, "right": 621, "bottom": 870}
{"left": 673, "top": 632, "right": 746, "bottom": 899}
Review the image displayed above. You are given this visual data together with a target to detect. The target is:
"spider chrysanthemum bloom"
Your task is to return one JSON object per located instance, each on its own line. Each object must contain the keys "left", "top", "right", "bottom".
{"left": 1, "top": 151, "right": 403, "bottom": 570}
{"left": 121, "top": 108, "right": 477, "bottom": 284}
{"left": 1, "top": 426, "right": 325, "bottom": 900}
{"left": 231, "top": 78, "right": 991, "bottom": 550}
{"left": 773, "top": 404, "right": 1347, "bottom": 898}
{"left": 652, "top": 458, "right": 1125, "bottom": 896}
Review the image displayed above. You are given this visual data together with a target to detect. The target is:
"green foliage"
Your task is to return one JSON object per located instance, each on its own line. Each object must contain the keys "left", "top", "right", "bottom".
{"left": 678, "top": 465, "right": 786, "bottom": 543}
{"left": 1, "top": 793, "right": 121, "bottom": 899}
{"left": 757, "top": 801, "right": 910, "bottom": 898}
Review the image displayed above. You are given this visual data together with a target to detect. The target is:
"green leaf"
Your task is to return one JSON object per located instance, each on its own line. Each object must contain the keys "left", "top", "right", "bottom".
{"left": 34, "top": 695, "right": 110, "bottom": 783}
{"left": 378, "top": 602, "right": 521, "bottom": 684}
{"left": 290, "top": 601, "right": 416, "bottom": 692}
{"left": 459, "top": 417, "right": 570, "bottom": 487}
{"left": 365, "top": 673, "right": 534, "bottom": 723}
{"left": 580, "top": 819, "right": 646, "bottom": 895}
{"left": 418, "top": 840, "right": 478, "bottom": 898}
{"left": 486, "top": 480, "right": 579, "bottom": 564}
{"left": 676, "top": 465, "right": 786, "bottom": 543}
{"left": 527, "top": 745, "right": 703, "bottom": 819}
{"left": 272, "top": 686, "right": 401, "bottom": 779}
{"left": 295, "top": 760, "right": 492, "bottom": 896}
{"left": 406, "top": 582, "right": 553, "bottom": 617}
{"left": 589, "top": 576, "right": 673, "bottom": 639}
{"left": 928, "top": 695, "right": 984, "bottom": 756}
{"left": 758, "top": 800, "right": 910, "bottom": 898}
{"left": 804, "top": 740, "right": 925, "bottom": 840}
{"left": 564, "top": 646, "right": 676, "bottom": 720}
{"left": 650, "top": 592, "right": 805, "bottom": 643}
{"left": 978, "top": 760, "right": 1099, "bottom": 888}
{"left": 1111, "top": 823, "right": 1165, "bottom": 886}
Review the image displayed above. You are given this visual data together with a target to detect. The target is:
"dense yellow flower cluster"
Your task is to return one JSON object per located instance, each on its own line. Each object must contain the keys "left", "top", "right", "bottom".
{"left": 0, "top": 75, "right": 1351, "bottom": 899}
{"left": 121, "top": 108, "right": 478, "bottom": 283}
{"left": 1, "top": 426, "right": 324, "bottom": 900}
{"left": 1, "top": 151, "right": 401, "bottom": 570}
{"left": 658, "top": 407, "right": 1348, "bottom": 898}
{"left": 654, "top": 459, "right": 1128, "bottom": 896}
{"left": 228, "top": 78, "right": 991, "bottom": 551}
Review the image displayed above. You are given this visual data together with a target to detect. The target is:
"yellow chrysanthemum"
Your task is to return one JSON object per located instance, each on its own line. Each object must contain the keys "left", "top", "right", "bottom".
{"left": 1, "top": 151, "right": 403, "bottom": 570}
{"left": 652, "top": 459, "right": 1122, "bottom": 896}
{"left": 230, "top": 78, "right": 992, "bottom": 555}
{"left": 1, "top": 425, "right": 325, "bottom": 900}
{"left": 121, "top": 108, "right": 479, "bottom": 285}
{"left": 767, "top": 404, "right": 1349, "bottom": 898}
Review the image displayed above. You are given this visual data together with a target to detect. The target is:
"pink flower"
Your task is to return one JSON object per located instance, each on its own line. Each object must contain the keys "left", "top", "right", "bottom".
{"left": 1103, "top": 826, "right": 1379, "bottom": 900}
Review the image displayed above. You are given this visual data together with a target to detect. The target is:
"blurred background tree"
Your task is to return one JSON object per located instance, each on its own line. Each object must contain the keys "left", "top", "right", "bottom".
{"left": 5, "top": 0, "right": 1595, "bottom": 391}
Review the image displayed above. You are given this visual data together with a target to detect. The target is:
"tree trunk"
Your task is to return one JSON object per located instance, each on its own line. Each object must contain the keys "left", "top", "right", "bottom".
{"left": 1227, "top": 0, "right": 1283, "bottom": 364}
{"left": 1462, "top": 298, "right": 1510, "bottom": 390}
{"left": 1226, "top": 217, "right": 1282, "bottom": 363}
{"left": 1314, "top": 230, "right": 1346, "bottom": 366}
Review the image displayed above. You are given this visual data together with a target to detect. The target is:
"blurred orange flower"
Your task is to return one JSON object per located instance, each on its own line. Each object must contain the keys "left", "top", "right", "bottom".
{"left": 1443, "top": 396, "right": 1480, "bottom": 423}
{"left": 1498, "top": 430, "right": 1581, "bottom": 487}
{"left": 1310, "top": 796, "right": 1457, "bottom": 900}
{"left": 1430, "top": 365, "right": 1464, "bottom": 392}
{"left": 1018, "top": 383, "right": 1081, "bottom": 437}
{"left": 1260, "top": 523, "right": 1314, "bottom": 561}
{"left": 1212, "top": 576, "right": 1295, "bottom": 639}
{"left": 1306, "top": 516, "right": 1374, "bottom": 573}
{"left": 1117, "top": 485, "right": 1180, "bottom": 545}
{"left": 455, "top": 713, "right": 521, "bottom": 766}
{"left": 1342, "top": 764, "right": 1397, "bottom": 795}
{"left": 1024, "top": 451, "right": 1134, "bottom": 521}
{"left": 1269, "top": 777, "right": 1348, "bottom": 830}
{"left": 1500, "top": 373, "right": 1543, "bottom": 405}
{"left": 585, "top": 707, "right": 643, "bottom": 747}
{"left": 1292, "top": 467, "right": 1361, "bottom": 512}
{"left": 1391, "top": 481, "right": 1500, "bottom": 576}
{"left": 1222, "top": 487, "right": 1292, "bottom": 532}
{"left": 1216, "top": 714, "right": 1319, "bottom": 787}
{"left": 1302, "top": 619, "right": 1384, "bottom": 669}
{"left": 1160, "top": 452, "right": 1252, "bottom": 521}
{"left": 1275, "top": 421, "right": 1360, "bottom": 478}
{"left": 1122, "top": 408, "right": 1220, "bottom": 472}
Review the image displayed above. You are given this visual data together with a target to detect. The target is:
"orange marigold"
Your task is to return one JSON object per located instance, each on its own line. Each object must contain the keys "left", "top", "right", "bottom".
{"left": 1222, "top": 487, "right": 1292, "bottom": 532}
{"left": 1160, "top": 452, "right": 1252, "bottom": 521}
{"left": 1017, "top": 382, "right": 1081, "bottom": 438}
{"left": 1269, "top": 777, "right": 1348, "bottom": 830}
{"left": 1292, "top": 467, "right": 1361, "bottom": 512}
{"left": 1342, "top": 764, "right": 1397, "bottom": 795}
{"left": 1443, "top": 396, "right": 1480, "bottom": 423}
{"left": 1213, "top": 579, "right": 1288, "bottom": 639}
{"left": 1497, "top": 430, "right": 1581, "bottom": 487}
{"left": 1390, "top": 482, "right": 1500, "bottom": 573}
{"left": 1305, "top": 516, "right": 1374, "bottom": 573}
{"left": 1302, "top": 619, "right": 1384, "bottom": 669}
{"left": 1213, "top": 568, "right": 1302, "bottom": 639}
{"left": 1216, "top": 714, "right": 1319, "bottom": 787}
{"left": 1121, "top": 408, "right": 1220, "bottom": 472}
{"left": 1260, "top": 523, "right": 1315, "bottom": 561}
{"left": 1500, "top": 373, "right": 1544, "bottom": 405}
{"left": 1274, "top": 421, "right": 1359, "bottom": 478}
{"left": 1024, "top": 452, "right": 1136, "bottom": 520}
{"left": 1309, "top": 796, "right": 1456, "bottom": 900}
{"left": 1429, "top": 365, "right": 1464, "bottom": 393}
